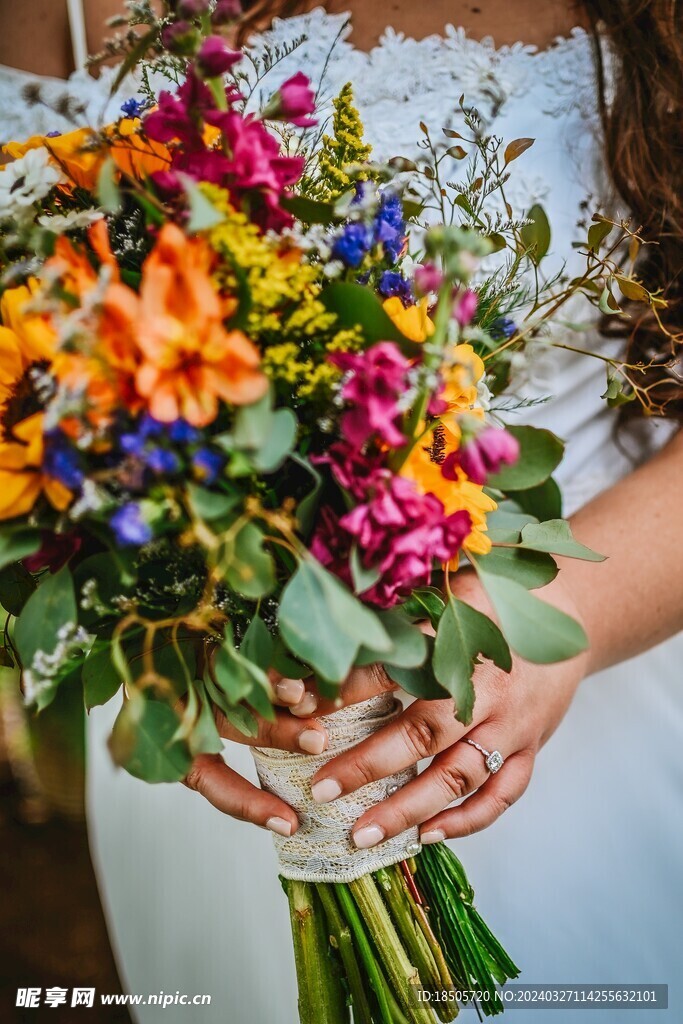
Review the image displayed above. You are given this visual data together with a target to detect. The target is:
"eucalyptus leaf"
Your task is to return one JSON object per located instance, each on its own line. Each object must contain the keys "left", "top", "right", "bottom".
{"left": 518, "top": 520, "right": 605, "bottom": 561}
{"left": 434, "top": 596, "right": 512, "bottom": 724}
{"left": 252, "top": 408, "right": 297, "bottom": 472}
{"left": 520, "top": 203, "right": 551, "bottom": 264}
{"left": 0, "top": 529, "right": 39, "bottom": 572}
{"left": 350, "top": 545, "right": 382, "bottom": 595}
{"left": 279, "top": 559, "right": 391, "bottom": 683}
{"left": 188, "top": 683, "right": 224, "bottom": 756}
{"left": 184, "top": 179, "right": 224, "bottom": 232}
{"left": 477, "top": 569, "right": 589, "bottom": 663}
{"left": 187, "top": 484, "right": 239, "bottom": 521}
{"left": 487, "top": 425, "right": 563, "bottom": 491}
{"left": 0, "top": 562, "right": 36, "bottom": 616}
{"left": 402, "top": 589, "right": 446, "bottom": 630}
{"left": 507, "top": 476, "right": 562, "bottom": 521}
{"left": 240, "top": 616, "right": 274, "bottom": 672}
{"left": 109, "top": 697, "right": 192, "bottom": 783}
{"left": 224, "top": 522, "right": 275, "bottom": 599}
{"left": 97, "top": 157, "right": 121, "bottom": 214}
{"left": 82, "top": 645, "right": 121, "bottom": 709}
{"left": 358, "top": 609, "right": 427, "bottom": 669}
{"left": 15, "top": 567, "right": 77, "bottom": 669}
{"left": 476, "top": 545, "right": 558, "bottom": 590}
{"left": 320, "top": 283, "right": 421, "bottom": 356}
{"left": 385, "top": 647, "right": 447, "bottom": 701}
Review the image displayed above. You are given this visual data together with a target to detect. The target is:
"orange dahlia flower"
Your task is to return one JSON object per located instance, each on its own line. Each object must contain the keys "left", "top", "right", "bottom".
{"left": 0, "top": 413, "right": 71, "bottom": 520}
{"left": 130, "top": 224, "right": 267, "bottom": 426}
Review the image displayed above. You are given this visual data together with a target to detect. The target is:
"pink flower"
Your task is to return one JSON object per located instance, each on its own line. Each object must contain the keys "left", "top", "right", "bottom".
{"left": 212, "top": 0, "right": 241, "bottom": 25}
{"left": 452, "top": 287, "right": 478, "bottom": 327}
{"left": 23, "top": 530, "right": 82, "bottom": 573}
{"left": 414, "top": 262, "right": 443, "bottom": 295}
{"left": 312, "top": 471, "right": 471, "bottom": 607}
{"left": 331, "top": 342, "right": 410, "bottom": 448}
{"left": 442, "top": 426, "right": 520, "bottom": 485}
{"left": 196, "top": 36, "right": 242, "bottom": 77}
{"left": 263, "top": 73, "right": 317, "bottom": 128}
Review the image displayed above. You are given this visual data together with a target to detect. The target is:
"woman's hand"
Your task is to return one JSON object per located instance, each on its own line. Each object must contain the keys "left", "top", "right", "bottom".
{"left": 309, "top": 571, "right": 589, "bottom": 849}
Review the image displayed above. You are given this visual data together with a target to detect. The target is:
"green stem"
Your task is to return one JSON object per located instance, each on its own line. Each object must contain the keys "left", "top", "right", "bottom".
{"left": 376, "top": 867, "right": 443, "bottom": 994}
{"left": 336, "top": 882, "right": 394, "bottom": 1024}
{"left": 316, "top": 884, "right": 374, "bottom": 1024}
{"left": 286, "top": 880, "right": 348, "bottom": 1024}
{"left": 349, "top": 874, "right": 435, "bottom": 1024}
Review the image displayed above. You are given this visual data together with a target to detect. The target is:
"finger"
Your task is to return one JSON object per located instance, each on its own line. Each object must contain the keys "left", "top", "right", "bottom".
{"left": 288, "top": 664, "right": 397, "bottom": 719}
{"left": 217, "top": 706, "right": 329, "bottom": 755}
{"left": 310, "top": 698, "right": 462, "bottom": 803}
{"left": 420, "top": 751, "right": 534, "bottom": 841}
{"left": 184, "top": 754, "right": 299, "bottom": 835}
{"left": 349, "top": 740, "right": 492, "bottom": 847}
{"left": 270, "top": 673, "right": 306, "bottom": 707}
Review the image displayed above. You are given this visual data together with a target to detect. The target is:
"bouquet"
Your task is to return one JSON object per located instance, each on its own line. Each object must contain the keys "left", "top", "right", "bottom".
{"left": 0, "top": 2, "right": 663, "bottom": 1020}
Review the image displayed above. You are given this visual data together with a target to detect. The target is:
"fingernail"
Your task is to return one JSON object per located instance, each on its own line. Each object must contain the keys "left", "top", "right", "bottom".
{"left": 299, "top": 729, "right": 327, "bottom": 755}
{"left": 276, "top": 678, "right": 305, "bottom": 704}
{"left": 353, "top": 823, "right": 385, "bottom": 850}
{"left": 420, "top": 829, "right": 445, "bottom": 845}
{"left": 311, "top": 778, "right": 342, "bottom": 803}
{"left": 290, "top": 692, "right": 318, "bottom": 717}
{"left": 266, "top": 816, "right": 293, "bottom": 837}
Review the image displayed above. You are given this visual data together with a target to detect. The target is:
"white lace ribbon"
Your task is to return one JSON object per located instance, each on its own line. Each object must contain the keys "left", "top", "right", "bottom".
{"left": 252, "top": 694, "right": 421, "bottom": 883}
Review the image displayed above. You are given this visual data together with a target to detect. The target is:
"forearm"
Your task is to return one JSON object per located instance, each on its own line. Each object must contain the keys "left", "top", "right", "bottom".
{"left": 560, "top": 427, "right": 683, "bottom": 674}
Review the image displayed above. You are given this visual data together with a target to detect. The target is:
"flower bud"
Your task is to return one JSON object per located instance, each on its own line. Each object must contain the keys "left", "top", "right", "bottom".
{"left": 178, "top": 0, "right": 211, "bottom": 16}
{"left": 414, "top": 262, "right": 443, "bottom": 295}
{"left": 196, "top": 35, "right": 242, "bottom": 76}
{"left": 262, "top": 72, "right": 316, "bottom": 127}
{"left": 452, "top": 287, "right": 478, "bottom": 326}
{"left": 442, "top": 426, "right": 520, "bottom": 485}
{"left": 161, "top": 20, "right": 200, "bottom": 56}
{"left": 211, "top": 0, "right": 242, "bottom": 25}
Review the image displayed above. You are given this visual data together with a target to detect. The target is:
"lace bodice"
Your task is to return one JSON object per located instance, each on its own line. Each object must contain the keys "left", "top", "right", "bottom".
{"left": 0, "top": 8, "right": 673, "bottom": 511}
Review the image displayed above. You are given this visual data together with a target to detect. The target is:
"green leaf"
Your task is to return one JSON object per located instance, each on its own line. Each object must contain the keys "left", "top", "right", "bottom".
{"left": 587, "top": 220, "right": 612, "bottom": 251}
{"left": 402, "top": 589, "right": 446, "bottom": 630}
{"left": 385, "top": 648, "right": 447, "bottom": 700}
{"left": 240, "top": 616, "right": 274, "bottom": 673}
{"left": 224, "top": 522, "right": 276, "bottom": 599}
{"left": 222, "top": 703, "right": 259, "bottom": 738}
{"left": 213, "top": 644, "right": 256, "bottom": 704}
{"left": 111, "top": 26, "right": 159, "bottom": 93}
{"left": 279, "top": 559, "right": 391, "bottom": 683}
{"left": 97, "top": 157, "right": 121, "bottom": 213}
{"left": 320, "top": 283, "right": 421, "bottom": 356}
{"left": 252, "top": 408, "right": 297, "bottom": 472}
{"left": 186, "top": 483, "right": 240, "bottom": 521}
{"left": 487, "top": 425, "right": 564, "bottom": 491}
{"left": 358, "top": 609, "right": 427, "bottom": 669}
{"left": 602, "top": 370, "right": 636, "bottom": 408}
{"left": 0, "top": 529, "right": 39, "bottom": 571}
{"left": 518, "top": 520, "right": 605, "bottom": 562}
{"left": 109, "top": 696, "right": 192, "bottom": 783}
{"left": 433, "top": 596, "right": 512, "bottom": 724}
{"left": 350, "top": 545, "right": 382, "bottom": 595}
{"left": 520, "top": 203, "right": 551, "bottom": 264}
{"left": 82, "top": 645, "right": 121, "bottom": 710}
{"left": 231, "top": 391, "right": 273, "bottom": 452}
{"left": 598, "top": 285, "right": 621, "bottom": 315}
{"left": 291, "top": 454, "right": 323, "bottom": 536}
{"left": 507, "top": 477, "right": 562, "bottom": 521}
{"left": 476, "top": 569, "right": 588, "bottom": 663}
{"left": 15, "top": 567, "right": 77, "bottom": 669}
{"left": 184, "top": 179, "right": 224, "bottom": 232}
{"left": 0, "top": 562, "right": 36, "bottom": 616}
{"left": 280, "top": 195, "right": 335, "bottom": 224}
{"left": 188, "top": 682, "right": 224, "bottom": 756}
{"left": 476, "top": 545, "right": 558, "bottom": 590}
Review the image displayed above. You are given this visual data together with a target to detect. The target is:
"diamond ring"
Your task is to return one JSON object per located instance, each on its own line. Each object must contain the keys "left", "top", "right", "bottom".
{"left": 464, "top": 738, "right": 504, "bottom": 774}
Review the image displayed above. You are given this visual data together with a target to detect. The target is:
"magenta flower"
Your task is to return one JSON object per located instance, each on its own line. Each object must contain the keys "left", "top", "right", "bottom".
{"left": 442, "top": 426, "right": 520, "bottom": 485}
{"left": 313, "top": 442, "right": 385, "bottom": 501}
{"left": 263, "top": 73, "right": 317, "bottom": 128}
{"left": 331, "top": 342, "right": 410, "bottom": 449}
{"left": 312, "top": 471, "right": 472, "bottom": 607}
{"left": 196, "top": 36, "right": 242, "bottom": 77}
{"left": 23, "top": 530, "right": 82, "bottom": 574}
{"left": 414, "top": 262, "right": 443, "bottom": 295}
{"left": 452, "top": 288, "right": 478, "bottom": 327}
{"left": 212, "top": 0, "right": 241, "bottom": 24}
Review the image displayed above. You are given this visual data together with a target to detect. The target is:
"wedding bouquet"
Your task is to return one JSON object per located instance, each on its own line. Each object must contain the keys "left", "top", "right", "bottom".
{"left": 0, "top": 2, "right": 662, "bottom": 1020}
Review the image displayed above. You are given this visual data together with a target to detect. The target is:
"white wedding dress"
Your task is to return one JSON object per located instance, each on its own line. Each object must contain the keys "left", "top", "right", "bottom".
{"left": 2, "top": 8, "right": 682, "bottom": 1023}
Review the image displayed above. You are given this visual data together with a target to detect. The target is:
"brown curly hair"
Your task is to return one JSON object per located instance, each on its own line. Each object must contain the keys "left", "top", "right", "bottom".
{"left": 236, "top": 1, "right": 683, "bottom": 417}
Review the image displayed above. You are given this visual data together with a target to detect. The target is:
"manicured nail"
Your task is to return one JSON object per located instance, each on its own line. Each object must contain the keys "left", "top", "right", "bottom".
{"left": 311, "top": 778, "right": 342, "bottom": 803}
{"left": 299, "top": 729, "right": 327, "bottom": 755}
{"left": 276, "top": 678, "right": 305, "bottom": 704}
{"left": 290, "top": 692, "right": 318, "bottom": 717}
{"left": 266, "top": 816, "right": 293, "bottom": 837}
{"left": 420, "top": 829, "right": 445, "bottom": 845}
{"left": 353, "top": 823, "right": 385, "bottom": 850}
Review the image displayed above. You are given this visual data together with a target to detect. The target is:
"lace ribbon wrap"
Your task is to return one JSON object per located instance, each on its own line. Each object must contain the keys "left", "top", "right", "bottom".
{"left": 252, "top": 694, "right": 421, "bottom": 883}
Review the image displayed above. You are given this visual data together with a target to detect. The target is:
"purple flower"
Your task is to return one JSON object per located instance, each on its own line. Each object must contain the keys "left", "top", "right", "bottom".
{"left": 161, "top": 20, "right": 200, "bottom": 56}
{"left": 331, "top": 222, "right": 372, "bottom": 268}
{"left": 43, "top": 433, "right": 84, "bottom": 490}
{"left": 146, "top": 448, "right": 180, "bottom": 475}
{"left": 452, "top": 288, "right": 478, "bottom": 327}
{"left": 168, "top": 418, "right": 201, "bottom": 445}
{"left": 120, "top": 97, "right": 148, "bottom": 119}
{"left": 442, "top": 427, "right": 520, "bottom": 485}
{"left": 23, "top": 531, "right": 82, "bottom": 574}
{"left": 331, "top": 342, "right": 410, "bottom": 448}
{"left": 263, "top": 72, "right": 317, "bottom": 128}
{"left": 492, "top": 315, "right": 517, "bottom": 340}
{"left": 196, "top": 36, "right": 242, "bottom": 77}
{"left": 374, "top": 193, "right": 405, "bottom": 262}
{"left": 378, "top": 270, "right": 413, "bottom": 305}
{"left": 192, "top": 447, "right": 224, "bottom": 483}
{"left": 110, "top": 503, "right": 153, "bottom": 547}
{"left": 312, "top": 472, "right": 471, "bottom": 607}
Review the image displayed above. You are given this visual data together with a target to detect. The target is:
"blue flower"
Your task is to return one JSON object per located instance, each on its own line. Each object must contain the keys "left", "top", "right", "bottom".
{"left": 491, "top": 316, "right": 517, "bottom": 340}
{"left": 332, "top": 223, "right": 372, "bottom": 268}
{"left": 120, "top": 97, "right": 148, "bottom": 119}
{"left": 374, "top": 193, "right": 405, "bottom": 263}
{"left": 168, "top": 418, "right": 201, "bottom": 445}
{"left": 45, "top": 130, "right": 62, "bottom": 139}
{"left": 146, "top": 447, "right": 180, "bottom": 475}
{"left": 377, "top": 270, "right": 413, "bottom": 305}
{"left": 43, "top": 433, "right": 84, "bottom": 490}
{"left": 110, "top": 503, "right": 152, "bottom": 546}
{"left": 192, "top": 447, "right": 224, "bottom": 484}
